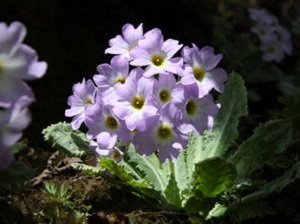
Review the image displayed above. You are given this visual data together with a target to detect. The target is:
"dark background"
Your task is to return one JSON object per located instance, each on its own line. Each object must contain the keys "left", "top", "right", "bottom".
{"left": 0, "top": 0, "right": 291, "bottom": 148}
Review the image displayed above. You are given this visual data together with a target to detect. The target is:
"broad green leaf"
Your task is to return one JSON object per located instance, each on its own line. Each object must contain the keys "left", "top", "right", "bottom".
{"left": 124, "top": 144, "right": 169, "bottom": 193}
{"left": 173, "top": 132, "right": 204, "bottom": 205}
{"left": 100, "top": 148, "right": 171, "bottom": 205}
{"left": 200, "top": 72, "right": 248, "bottom": 159}
{"left": 229, "top": 119, "right": 293, "bottom": 178}
{"left": 42, "top": 122, "right": 91, "bottom": 157}
{"left": 174, "top": 73, "right": 246, "bottom": 203}
{"left": 99, "top": 157, "right": 149, "bottom": 189}
{"left": 193, "top": 157, "right": 236, "bottom": 197}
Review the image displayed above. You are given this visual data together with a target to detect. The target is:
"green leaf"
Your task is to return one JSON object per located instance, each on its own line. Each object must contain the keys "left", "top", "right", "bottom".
{"left": 42, "top": 122, "right": 91, "bottom": 157}
{"left": 206, "top": 203, "right": 227, "bottom": 220}
{"left": 163, "top": 160, "right": 181, "bottom": 207}
{"left": 173, "top": 132, "right": 203, "bottom": 199}
{"left": 100, "top": 151, "right": 168, "bottom": 204}
{"left": 201, "top": 72, "right": 248, "bottom": 159}
{"left": 124, "top": 144, "right": 169, "bottom": 193}
{"left": 242, "top": 160, "right": 300, "bottom": 202}
{"left": 173, "top": 73, "right": 246, "bottom": 207}
{"left": 99, "top": 157, "right": 149, "bottom": 189}
{"left": 230, "top": 200, "right": 274, "bottom": 222}
{"left": 193, "top": 157, "right": 236, "bottom": 198}
{"left": 229, "top": 119, "right": 293, "bottom": 178}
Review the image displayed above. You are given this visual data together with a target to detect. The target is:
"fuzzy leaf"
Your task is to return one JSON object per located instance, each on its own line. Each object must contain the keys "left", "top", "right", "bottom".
{"left": 173, "top": 73, "right": 246, "bottom": 206}
{"left": 173, "top": 132, "right": 203, "bottom": 198}
{"left": 99, "top": 157, "right": 149, "bottom": 189}
{"left": 242, "top": 160, "right": 300, "bottom": 202}
{"left": 230, "top": 200, "right": 274, "bottom": 222}
{"left": 193, "top": 157, "right": 236, "bottom": 197}
{"left": 100, "top": 147, "right": 171, "bottom": 204}
{"left": 229, "top": 119, "right": 293, "bottom": 178}
{"left": 200, "top": 72, "right": 248, "bottom": 159}
{"left": 42, "top": 122, "right": 91, "bottom": 157}
{"left": 124, "top": 144, "right": 169, "bottom": 193}
{"left": 163, "top": 160, "right": 181, "bottom": 207}
{"left": 71, "top": 163, "right": 101, "bottom": 175}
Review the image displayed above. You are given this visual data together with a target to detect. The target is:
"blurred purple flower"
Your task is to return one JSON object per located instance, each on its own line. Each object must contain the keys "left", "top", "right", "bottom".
{"left": 260, "top": 35, "right": 284, "bottom": 62}
{"left": 277, "top": 26, "right": 293, "bottom": 55}
{"left": 248, "top": 8, "right": 278, "bottom": 25}
{"left": 249, "top": 8, "right": 293, "bottom": 62}
{"left": 0, "top": 22, "right": 47, "bottom": 103}
{"left": 130, "top": 28, "right": 183, "bottom": 77}
{"left": 65, "top": 78, "right": 97, "bottom": 129}
{"left": 251, "top": 21, "right": 277, "bottom": 40}
{"left": 0, "top": 95, "right": 32, "bottom": 148}
{"left": 0, "top": 21, "right": 47, "bottom": 106}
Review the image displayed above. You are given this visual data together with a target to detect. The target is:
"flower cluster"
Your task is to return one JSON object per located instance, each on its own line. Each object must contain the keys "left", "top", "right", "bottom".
{"left": 249, "top": 8, "right": 292, "bottom": 62}
{"left": 66, "top": 23, "right": 227, "bottom": 162}
{"left": 0, "top": 21, "right": 47, "bottom": 170}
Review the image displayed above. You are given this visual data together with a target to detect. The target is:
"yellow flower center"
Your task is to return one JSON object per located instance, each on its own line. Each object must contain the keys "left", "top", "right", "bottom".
{"left": 85, "top": 98, "right": 94, "bottom": 105}
{"left": 186, "top": 100, "right": 197, "bottom": 116}
{"left": 193, "top": 66, "right": 205, "bottom": 81}
{"left": 105, "top": 116, "right": 118, "bottom": 130}
{"left": 0, "top": 60, "right": 3, "bottom": 75}
{"left": 157, "top": 125, "right": 172, "bottom": 140}
{"left": 109, "top": 150, "right": 122, "bottom": 163}
{"left": 114, "top": 76, "right": 126, "bottom": 84}
{"left": 159, "top": 89, "right": 171, "bottom": 103}
{"left": 131, "top": 96, "right": 145, "bottom": 110}
{"left": 151, "top": 54, "right": 165, "bottom": 66}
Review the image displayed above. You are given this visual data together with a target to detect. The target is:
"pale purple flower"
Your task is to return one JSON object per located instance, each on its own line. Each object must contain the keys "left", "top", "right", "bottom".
{"left": 89, "top": 140, "right": 124, "bottom": 163}
{"left": 179, "top": 44, "right": 227, "bottom": 98}
{"left": 85, "top": 101, "right": 130, "bottom": 149}
{"left": 65, "top": 78, "right": 97, "bottom": 129}
{"left": 153, "top": 73, "right": 177, "bottom": 107}
{"left": 171, "top": 84, "right": 220, "bottom": 136}
{"left": 133, "top": 104, "right": 188, "bottom": 162}
{"left": 0, "top": 96, "right": 32, "bottom": 148}
{"left": 105, "top": 23, "right": 144, "bottom": 59}
{"left": 130, "top": 28, "right": 183, "bottom": 77}
{"left": 111, "top": 68, "right": 159, "bottom": 131}
{"left": 0, "top": 147, "right": 14, "bottom": 170}
{"left": 93, "top": 56, "right": 130, "bottom": 103}
{"left": 0, "top": 21, "right": 47, "bottom": 106}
